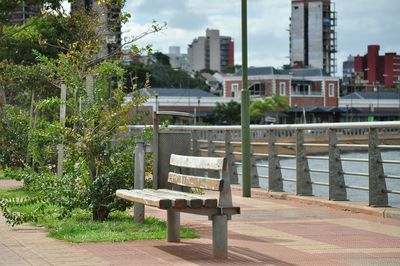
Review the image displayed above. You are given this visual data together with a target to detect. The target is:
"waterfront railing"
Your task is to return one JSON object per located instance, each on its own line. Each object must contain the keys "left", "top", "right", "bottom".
{"left": 127, "top": 121, "right": 400, "bottom": 208}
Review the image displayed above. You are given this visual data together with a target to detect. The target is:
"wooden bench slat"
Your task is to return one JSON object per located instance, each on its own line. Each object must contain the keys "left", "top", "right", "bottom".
{"left": 143, "top": 189, "right": 203, "bottom": 208}
{"left": 138, "top": 189, "right": 188, "bottom": 209}
{"left": 157, "top": 189, "right": 218, "bottom": 208}
{"left": 116, "top": 189, "right": 172, "bottom": 209}
{"left": 170, "top": 154, "right": 226, "bottom": 171}
{"left": 168, "top": 172, "right": 224, "bottom": 191}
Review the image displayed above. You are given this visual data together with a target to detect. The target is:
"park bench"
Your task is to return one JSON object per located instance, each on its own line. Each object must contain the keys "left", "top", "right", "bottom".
{"left": 116, "top": 154, "right": 240, "bottom": 259}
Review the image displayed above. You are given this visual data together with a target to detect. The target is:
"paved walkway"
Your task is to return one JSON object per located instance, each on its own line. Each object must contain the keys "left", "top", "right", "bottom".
{"left": 1, "top": 184, "right": 400, "bottom": 265}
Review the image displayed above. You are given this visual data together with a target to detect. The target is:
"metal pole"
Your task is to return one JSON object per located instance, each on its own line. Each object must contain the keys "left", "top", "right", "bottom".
{"left": 241, "top": 0, "right": 251, "bottom": 197}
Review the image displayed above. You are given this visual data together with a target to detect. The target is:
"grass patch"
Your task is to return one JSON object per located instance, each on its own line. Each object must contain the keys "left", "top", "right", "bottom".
{"left": 0, "top": 187, "right": 199, "bottom": 243}
{"left": 0, "top": 187, "right": 31, "bottom": 198}
{"left": 0, "top": 170, "right": 7, "bottom": 180}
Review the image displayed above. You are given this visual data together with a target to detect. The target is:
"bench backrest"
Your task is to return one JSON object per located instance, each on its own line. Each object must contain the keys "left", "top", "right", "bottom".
{"left": 168, "top": 154, "right": 232, "bottom": 207}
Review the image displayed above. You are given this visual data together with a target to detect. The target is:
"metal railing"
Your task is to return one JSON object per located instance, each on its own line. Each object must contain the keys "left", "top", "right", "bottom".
{"left": 164, "top": 121, "right": 400, "bottom": 207}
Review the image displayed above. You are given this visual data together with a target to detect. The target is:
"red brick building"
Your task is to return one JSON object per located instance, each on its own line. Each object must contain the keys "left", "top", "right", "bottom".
{"left": 354, "top": 45, "right": 400, "bottom": 88}
{"left": 223, "top": 67, "right": 339, "bottom": 108}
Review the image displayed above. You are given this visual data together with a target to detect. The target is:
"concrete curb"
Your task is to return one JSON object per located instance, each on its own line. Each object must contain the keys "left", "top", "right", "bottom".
{"left": 231, "top": 184, "right": 400, "bottom": 220}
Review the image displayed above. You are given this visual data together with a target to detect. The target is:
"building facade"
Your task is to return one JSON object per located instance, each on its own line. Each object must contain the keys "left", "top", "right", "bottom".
{"left": 342, "top": 55, "right": 354, "bottom": 86}
{"left": 223, "top": 67, "right": 339, "bottom": 108}
{"left": 168, "top": 46, "right": 191, "bottom": 72}
{"left": 354, "top": 45, "right": 400, "bottom": 88}
{"left": 72, "top": 0, "right": 122, "bottom": 58}
{"left": 290, "top": 0, "right": 337, "bottom": 75}
{"left": 188, "top": 29, "right": 234, "bottom": 72}
{"left": 7, "top": 3, "right": 41, "bottom": 25}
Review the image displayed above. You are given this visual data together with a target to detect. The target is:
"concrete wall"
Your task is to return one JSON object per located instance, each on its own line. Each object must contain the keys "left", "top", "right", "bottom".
{"left": 207, "top": 29, "right": 221, "bottom": 72}
{"left": 290, "top": 2, "right": 305, "bottom": 66}
{"left": 189, "top": 37, "right": 207, "bottom": 71}
{"left": 308, "top": 1, "right": 323, "bottom": 69}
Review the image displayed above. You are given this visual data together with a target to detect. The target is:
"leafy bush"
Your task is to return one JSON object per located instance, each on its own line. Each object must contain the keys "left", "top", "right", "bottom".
{"left": 0, "top": 105, "right": 29, "bottom": 168}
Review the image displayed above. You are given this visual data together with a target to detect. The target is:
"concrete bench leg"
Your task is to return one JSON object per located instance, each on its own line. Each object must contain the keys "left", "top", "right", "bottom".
{"left": 167, "top": 210, "right": 180, "bottom": 242}
{"left": 212, "top": 214, "right": 228, "bottom": 259}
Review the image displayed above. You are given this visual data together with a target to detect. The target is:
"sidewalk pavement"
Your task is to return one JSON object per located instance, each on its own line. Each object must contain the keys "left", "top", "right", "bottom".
{"left": 1, "top": 183, "right": 400, "bottom": 265}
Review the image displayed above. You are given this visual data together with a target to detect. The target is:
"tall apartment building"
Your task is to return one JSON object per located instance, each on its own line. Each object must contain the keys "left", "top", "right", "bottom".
{"left": 290, "top": 0, "right": 337, "bottom": 75}
{"left": 354, "top": 45, "right": 400, "bottom": 88}
{"left": 71, "top": 0, "right": 122, "bottom": 58}
{"left": 188, "top": 29, "right": 234, "bottom": 72}
{"left": 7, "top": 3, "right": 41, "bottom": 25}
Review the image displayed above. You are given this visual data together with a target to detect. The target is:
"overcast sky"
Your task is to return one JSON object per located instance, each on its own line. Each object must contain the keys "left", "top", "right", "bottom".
{"left": 122, "top": 0, "right": 399, "bottom": 77}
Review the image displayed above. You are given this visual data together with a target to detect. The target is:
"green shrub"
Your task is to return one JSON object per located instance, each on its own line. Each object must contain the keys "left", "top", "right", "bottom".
{"left": 0, "top": 105, "right": 29, "bottom": 168}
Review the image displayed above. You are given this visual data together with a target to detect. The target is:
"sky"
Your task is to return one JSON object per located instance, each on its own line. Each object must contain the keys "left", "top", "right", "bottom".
{"left": 121, "top": 0, "right": 400, "bottom": 77}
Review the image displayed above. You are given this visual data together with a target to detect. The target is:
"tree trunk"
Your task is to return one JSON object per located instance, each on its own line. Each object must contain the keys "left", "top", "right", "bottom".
{"left": 92, "top": 205, "right": 110, "bottom": 222}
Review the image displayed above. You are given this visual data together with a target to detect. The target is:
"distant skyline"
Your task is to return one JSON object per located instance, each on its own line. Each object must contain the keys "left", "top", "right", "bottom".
{"left": 122, "top": 0, "right": 400, "bottom": 77}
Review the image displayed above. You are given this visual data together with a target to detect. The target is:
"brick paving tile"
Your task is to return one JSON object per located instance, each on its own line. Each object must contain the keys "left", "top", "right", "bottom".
{"left": 1, "top": 184, "right": 400, "bottom": 265}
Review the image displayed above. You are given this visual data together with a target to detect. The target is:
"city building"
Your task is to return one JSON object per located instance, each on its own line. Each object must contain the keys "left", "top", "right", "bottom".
{"left": 223, "top": 67, "right": 340, "bottom": 123}
{"left": 342, "top": 55, "right": 354, "bottom": 86}
{"left": 71, "top": 0, "right": 122, "bottom": 58}
{"left": 7, "top": 3, "right": 41, "bottom": 25}
{"left": 168, "top": 46, "right": 191, "bottom": 72}
{"left": 354, "top": 45, "right": 400, "bottom": 88}
{"left": 339, "top": 92, "right": 400, "bottom": 121}
{"left": 188, "top": 29, "right": 234, "bottom": 72}
{"left": 289, "top": 0, "right": 337, "bottom": 76}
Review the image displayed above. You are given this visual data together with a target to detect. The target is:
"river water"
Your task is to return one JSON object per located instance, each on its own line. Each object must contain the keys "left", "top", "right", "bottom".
{"left": 240, "top": 151, "right": 400, "bottom": 208}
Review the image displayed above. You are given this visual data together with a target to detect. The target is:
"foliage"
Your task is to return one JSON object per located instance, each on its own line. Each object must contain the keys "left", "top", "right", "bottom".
{"left": 0, "top": 105, "right": 29, "bottom": 167}
{"left": 153, "top": 52, "right": 170, "bottom": 66}
{"left": 0, "top": 186, "right": 198, "bottom": 241}
{"left": 0, "top": 0, "right": 168, "bottom": 225}
{"left": 124, "top": 61, "right": 209, "bottom": 91}
{"left": 214, "top": 100, "right": 241, "bottom": 125}
{"left": 250, "top": 94, "right": 289, "bottom": 123}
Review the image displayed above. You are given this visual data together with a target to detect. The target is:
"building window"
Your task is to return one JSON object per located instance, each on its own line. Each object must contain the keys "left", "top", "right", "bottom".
{"left": 279, "top": 82, "right": 286, "bottom": 96}
{"left": 249, "top": 82, "right": 265, "bottom": 96}
{"left": 231, "top": 83, "right": 239, "bottom": 97}
{"left": 329, "top": 83, "right": 335, "bottom": 97}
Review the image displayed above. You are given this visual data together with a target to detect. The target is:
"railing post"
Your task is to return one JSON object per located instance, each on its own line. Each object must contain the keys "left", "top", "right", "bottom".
{"left": 152, "top": 112, "right": 159, "bottom": 189}
{"left": 368, "top": 128, "right": 389, "bottom": 207}
{"left": 296, "top": 130, "right": 313, "bottom": 196}
{"left": 329, "top": 129, "right": 347, "bottom": 201}
{"left": 192, "top": 130, "right": 200, "bottom": 156}
{"left": 268, "top": 130, "right": 283, "bottom": 192}
{"left": 208, "top": 130, "right": 218, "bottom": 178}
{"left": 134, "top": 140, "right": 145, "bottom": 223}
{"left": 250, "top": 144, "right": 260, "bottom": 188}
{"left": 225, "top": 131, "right": 238, "bottom": 184}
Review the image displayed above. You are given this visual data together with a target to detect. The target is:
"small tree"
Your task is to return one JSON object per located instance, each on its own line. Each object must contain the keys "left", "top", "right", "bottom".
{"left": 0, "top": 1, "right": 166, "bottom": 223}
{"left": 214, "top": 100, "right": 241, "bottom": 125}
{"left": 250, "top": 94, "right": 289, "bottom": 123}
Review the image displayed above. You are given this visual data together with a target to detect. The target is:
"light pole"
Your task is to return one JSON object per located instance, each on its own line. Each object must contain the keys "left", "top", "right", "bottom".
{"left": 241, "top": 0, "right": 251, "bottom": 197}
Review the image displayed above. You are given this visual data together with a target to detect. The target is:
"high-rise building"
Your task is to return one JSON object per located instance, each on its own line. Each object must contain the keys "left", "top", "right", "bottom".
{"left": 71, "top": 0, "right": 122, "bottom": 58}
{"left": 289, "top": 0, "right": 337, "bottom": 75}
{"left": 7, "top": 3, "right": 41, "bottom": 25}
{"left": 342, "top": 55, "right": 354, "bottom": 85}
{"left": 188, "top": 29, "right": 234, "bottom": 72}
